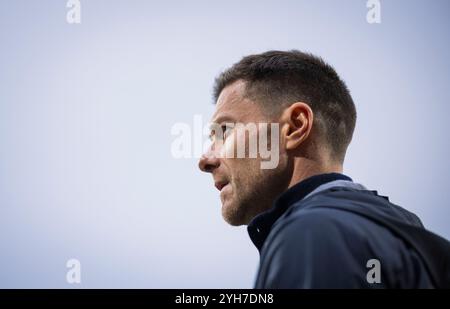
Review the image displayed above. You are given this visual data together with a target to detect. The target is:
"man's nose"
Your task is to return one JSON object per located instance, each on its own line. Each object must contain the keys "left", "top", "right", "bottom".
{"left": 198, "top": 148, "right": 220, "bottom": 173}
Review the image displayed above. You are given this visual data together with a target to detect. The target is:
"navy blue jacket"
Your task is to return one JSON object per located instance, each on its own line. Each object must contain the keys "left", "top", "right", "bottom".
{"left": 247, "top": 173, "right": 450, "bottom": 288}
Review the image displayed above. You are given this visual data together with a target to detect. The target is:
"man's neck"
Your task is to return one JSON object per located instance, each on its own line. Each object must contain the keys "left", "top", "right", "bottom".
{"left": 287, "top": 158, "right": 343, "bottom": 189}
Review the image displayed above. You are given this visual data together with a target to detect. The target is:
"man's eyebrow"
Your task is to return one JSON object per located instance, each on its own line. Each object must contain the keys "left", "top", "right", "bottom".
{"left": 209, "top": 115, "right": 236, "bottom": 127}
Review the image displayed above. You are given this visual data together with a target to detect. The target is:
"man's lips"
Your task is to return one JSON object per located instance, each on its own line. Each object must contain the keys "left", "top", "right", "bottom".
{"left": 215, "top": 181, "right": 229, "bottom": 191}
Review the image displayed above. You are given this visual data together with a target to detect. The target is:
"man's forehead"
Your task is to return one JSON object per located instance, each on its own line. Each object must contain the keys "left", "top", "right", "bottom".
{"left": 211, "top": 80, "right": 248, "bottom": 123}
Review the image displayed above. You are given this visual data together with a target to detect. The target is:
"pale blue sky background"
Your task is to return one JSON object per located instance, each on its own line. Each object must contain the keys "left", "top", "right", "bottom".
{"left": 0, "top": 0, "right": 449, "bottom": 288}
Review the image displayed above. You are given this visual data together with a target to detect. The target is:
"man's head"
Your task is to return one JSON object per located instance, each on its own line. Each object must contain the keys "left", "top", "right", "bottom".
{"left": 199, "top": 50, "right": 357, "bottom": 226}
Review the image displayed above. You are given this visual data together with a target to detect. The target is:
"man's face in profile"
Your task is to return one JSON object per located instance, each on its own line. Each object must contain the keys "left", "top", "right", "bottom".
{"left": 199, "top": 80, "right": 290, "bottom": 226}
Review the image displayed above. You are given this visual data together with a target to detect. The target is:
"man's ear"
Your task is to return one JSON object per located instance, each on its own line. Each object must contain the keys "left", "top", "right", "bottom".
{"left": 280, "top": 102, "right": 314, "bottom": 150}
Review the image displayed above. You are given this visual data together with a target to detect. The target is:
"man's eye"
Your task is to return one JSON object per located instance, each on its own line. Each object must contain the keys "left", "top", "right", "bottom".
{"left": 210, "top": 125, "right": 232, "bottom": 142}
{"left": 221, "top": 125, "right": 231, "bottom": 139}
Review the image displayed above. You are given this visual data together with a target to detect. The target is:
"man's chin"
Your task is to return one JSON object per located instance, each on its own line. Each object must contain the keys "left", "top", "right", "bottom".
{"left": 221, "top": 200, "right": 249, "bottom": 226}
